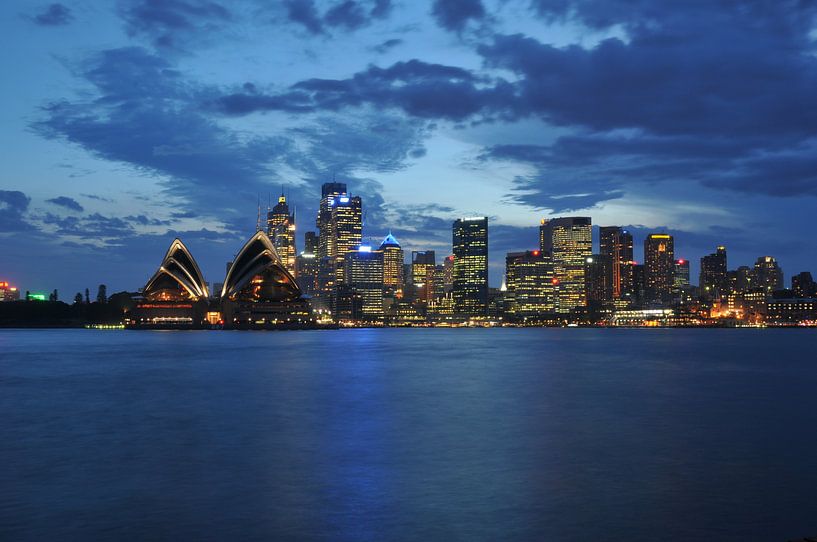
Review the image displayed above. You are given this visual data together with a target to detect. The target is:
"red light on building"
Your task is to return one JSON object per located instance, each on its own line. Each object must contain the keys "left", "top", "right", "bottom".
{"left": 0, "top": 282, "right": 8, "bottom": 288}
{"left": 532, "top": 250, "right": 540, "bottom": 256}
{"left": 552, "top": 278, "right": 559, "bottom": 285}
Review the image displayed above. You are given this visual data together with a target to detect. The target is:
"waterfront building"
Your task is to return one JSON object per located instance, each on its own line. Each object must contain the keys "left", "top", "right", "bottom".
{"left": 644, "top": 234, "right": 675, "bottom": 304}
{"left": 766, "top": 298, "right": 817, "bottom": 325}
{"left": 343, "top": 246, "right": 384, "bottom": 321}
{"left": 540, "top": 217, "right": 592, "bottom": 313}
{"left": 792, "top": 271, "right": 817, "bottom": 298}
{"left": 377, "top": 232, "right": 404, "bottom": 297}
{"left": 599, "top": 226, "right": 634, "bottom": 300}
{"left": 674, "top": 258, "right": 690, "bottom": 290}
{"left": 0, "top": 281, "right": 20, "bottom": 302}
{"left": 753, "top": 256, "right": 784, "bottom": 293}
{"left": 220, "top": 231, "right": 311, "bottom": 328}
{"left": 442, "top": 255, "right": 455, "bottom": 294}
{"left": 453, "top": 217, "right": 488, "bottom": 317}
{"left": 505, "top": 250, "right": 555, "bottom": 320}
{"left": 295, "top": 250, "right": 318, "bottom": 296}
{"left": 128, "top": 238, "right": 210, "bottom": 328}
{"left": 411, "top": 250, "right": 436, "bottom": 304}
{"left": 266, "top": 193, "right": 296, "bottom": 275}
{"left": 700, "top": 246, "right": 727, "bottom": 297}
{"left": 585, "top": 254, "right": 613, "bottom": 306}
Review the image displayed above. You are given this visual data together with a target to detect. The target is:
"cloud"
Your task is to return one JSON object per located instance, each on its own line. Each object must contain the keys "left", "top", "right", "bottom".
{"left": 284, "top": 0, "right": 393, "bottom": 35}
{"left": 32, "top": 3, "right": 73, "bottom": 26}
{"left": 46, "top": 196, "right": 84, "bottom": 212}
{"left": 0, "top": 190, "right": 33, "bottom": 232}
{"left": 431, "top": 0, "right": 485, "bottom": 32}
{"left": 211, "top": 59, "right": 514, "bottom": 121}
{"left": 118, "top": 0, "right": 231, "bottom": 50}
{"left": 371, "top": 38, "right": 403, "bottom": 54}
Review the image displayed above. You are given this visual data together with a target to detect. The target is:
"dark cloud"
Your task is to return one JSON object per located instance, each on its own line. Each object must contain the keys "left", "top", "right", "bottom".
{"left": 372, "top": 38, "right": 403, "bottom": 54}
{"left": 431, "top": 0, "right": 485, "bottom": 31}
{"left": 119, "top": 0, "right": 231, "bottom": 50}
{"left": 46, "top": 196, "right": 84, "bottom": 212}
{"left": 0, "top": 190, "right": 33, "bottom": 232}
{"left": 284, "top": 0, "right": 393, "bottom": 35}
{"left": 212, "top": 59, "right": 514, "bottom": 121}
{"left": 32, "top": 3, "right": 73, "bottom": 25}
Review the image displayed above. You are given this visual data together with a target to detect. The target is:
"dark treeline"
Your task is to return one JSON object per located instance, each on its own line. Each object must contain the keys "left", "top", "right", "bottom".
{"left": 0, "top": 292, "right": 135, "bottom": 328}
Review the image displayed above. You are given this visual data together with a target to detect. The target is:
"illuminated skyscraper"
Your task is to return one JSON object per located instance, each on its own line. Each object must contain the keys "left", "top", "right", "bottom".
{"left": 540, "top": 217, "right": 592, "bottom": 312}
{"left": 753, "top": 256, "right": 783, "bottom": 293}
{"left": 792, "top": 271, "right": 817, "bottom": 298}
{"left": 377, "top": 232, "right": 404, "bottom": 296}
{"left": 700, "top": 246, "right": 727, "bottom": 296}
{"left": 412, "top": 250, "right": 436, "bottom": 303}
{"left": 453, "top": 217, "right": 488, "bottom": 317}
{"left": 644, "top": 234, "right": 675, "bottom": 303}
{"left": 295, "top": 230, "right": 318, "bottom": 296}
{"left": 442, "top": 255, "right": 455, "bottom": 294}
{"left": 343, "top": 245, "right": 384, "bottom": 320}
{"left": 599, "top": 226, "right": 634, "bottom": 300}
{"left": 505, "top": 250, "right": 555, "bottom": 319}
{"left": 314, "top": 182, "right": 362, "bottom": 310}
{"left": 267, "top": 193, "right": 296, "bottom": 275}
{"left": 674, "top": 258, "right": 690, "bottom": 292}
{"left": 585, "top": 254, "right": 613, "bottom": 305}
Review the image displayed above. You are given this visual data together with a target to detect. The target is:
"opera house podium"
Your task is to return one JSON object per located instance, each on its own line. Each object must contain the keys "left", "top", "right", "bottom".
{"left": 127, "top": 233, "right": 314, "bottom": 329}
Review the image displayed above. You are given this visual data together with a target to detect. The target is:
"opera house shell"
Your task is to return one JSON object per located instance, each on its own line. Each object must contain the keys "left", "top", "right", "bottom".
{"left": 127, "top": 233, "right": 314, "bottom": 329}
{"left": 128, "top": 239, "right": 210, "bottom": 328}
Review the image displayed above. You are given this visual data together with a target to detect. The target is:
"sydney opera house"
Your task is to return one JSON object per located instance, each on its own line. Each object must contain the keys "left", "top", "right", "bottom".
{"left": 127, "top": 232, "right": 313, "bottom": 329}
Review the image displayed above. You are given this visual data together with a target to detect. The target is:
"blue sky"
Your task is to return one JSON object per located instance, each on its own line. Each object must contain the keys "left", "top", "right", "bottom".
{"left": 2, "top": 0, "right": 817, "bottom": 296}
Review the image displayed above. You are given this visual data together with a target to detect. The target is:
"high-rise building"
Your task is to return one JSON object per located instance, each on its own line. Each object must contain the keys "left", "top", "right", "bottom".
{"left": 314, "top": 182, "right": 362, "bottom": 312}
{"left": 0, "top": 281, "right": 20, "bottom": 302}
{"left": 303, "top": 231, "right": 318, "bottom": 255}
{"left": 753, "top": 256, "right": 783, "bottom": 293}
{"left": 442, "top": 255, "right": 455, "bottom": 294}
{"left": 700, "top": 246, "right": 727, "bottom": 296}
{"left": 540, "top": 217, "right": 592, "bottom": 312}
{"left": 599, "top": 226, "right": 634, "bottom": 300}
{"left": 644, "top": 234, "right": 675, "bottom": 303}
{"left": 343, "top": 246, "right": 384, "bottom": 320}
{"left": 411, "top": 250, "right": 436, "bottom": 303}
{"left": 453, "top": 217, "right": 488, "bottom": 317}
{"left": 267, "top": 193, "right": 296, "bottom": 275}
{"left": 505, "top": 250, "right": 555, "bottom": 319}
{"left": 585, "top": 254, "right": 613, "bottom": 306}
{"left": 673, "top": 258, "right": 690, "bottom": 293}
{"left": 792, "top": 271, "right": 817, "bottom": 298}
{"left": 377, "top": 232, "right": 404, "bottom": 296}
{"left": 295, "top": 232, "right": 318, "bottom": 297}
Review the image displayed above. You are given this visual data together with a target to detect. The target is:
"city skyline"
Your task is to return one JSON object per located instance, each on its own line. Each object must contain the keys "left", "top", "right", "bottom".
{"left": 3, "top": 1, "right": 817, "bottom": 296}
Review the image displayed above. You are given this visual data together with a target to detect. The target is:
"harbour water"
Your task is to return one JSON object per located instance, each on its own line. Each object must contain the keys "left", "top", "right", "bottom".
{"left": 2, "top": 328, "right": 817, "bottom": 541}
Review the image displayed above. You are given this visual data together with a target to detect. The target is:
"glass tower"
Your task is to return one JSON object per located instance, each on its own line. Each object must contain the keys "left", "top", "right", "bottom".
{"left": 540, "top": 217, "right": 592, "bottom": 313}
{"left": 452, "top": 217, "right": 488, "bottom": 317}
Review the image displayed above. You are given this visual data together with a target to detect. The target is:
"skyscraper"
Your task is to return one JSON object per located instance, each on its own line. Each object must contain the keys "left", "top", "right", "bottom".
{"left": 700, "top": 246, "right": 727, "bottom": 296}
{"left": 585, "top": 254, "right": 613, "bottom": 306}
{"left": 453, "top": 217, "right": 488, "bottom": 317}
{"left": 540, "top": 217, "right": 592, "bottom": 312}
{"left": 295, "top": 230, "right": 318, "bottom": 296}
{"left": 599, "top": 226, "right": 634, "bottom": 300}
{"left": 505, "top": 250, "right": 555, "bottom": 319}
{"left": 377, "top": 232, "right": 404, "bottom": 296}
{"left": 343, "top": 246, "right": 384, "bottom": 321}
{"left": 753, "top": 256, "right": 783, "bottom": 293}
{"left": 644, "top": 234, "right": 675, "bottom": 303}
{"left": 411, "top": 250, "right": 436, "bottom": 304}
{"left": 792, "top": 271, "right": 817, "bottom": 298}
{"left": 673, "top": 258, "right": 690, "bottom": 293}
{"left": 267, "top": 193, "right": 296, "bottom": 275}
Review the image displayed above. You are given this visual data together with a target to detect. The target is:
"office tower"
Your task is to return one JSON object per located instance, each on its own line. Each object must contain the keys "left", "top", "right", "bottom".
{"left": 442, "top": 255, "right": 455, "bottom": 294}
{"left": 0, "top": 281, "right": 20, "bottom": 302}
{"left": 304, "top": 231, "right": 318, "bottom": 255}
{"left": 343, "top": 246, "right": 384, "bottom": 320}
{"left": 315, "top": 182, "right": 362, "bottom": 307}
{"left": 540, "top": 217, "right": 592, "bottom": 312}
{"left": 505, "top": 250, "right": 555, "bottom": 319}
{"left": 453, "top": 217, "right": 488, "bottom": 317}
{"left": 632, "top": 263, "right": 646, "bottom": 305}
{"left": 753, "top": 256, "right": 784, "bottom": 293}
{"left": 377, "top": 232, "right": 404, "bottom": 296}
{"left": 792, "top": 271, "right": 817, "bottom": 298}
{"left": 644, "top": 234, "right": 675, "bottom": 303}
{"left": 412, "top": 250, "right": 436, "bottom": 303}
{"left": 735, "top": 265, "right": 754, "bottom": 293}
{"left": 673, "top": 258, "right": 690, "bottom": 294}
{"left": 433, "top": 264, "right": 446, "bottom": 300}
{"left": 599, "top": 226, "right": 634, "bottom": 300}
{"left": 700, "top": 246, "right": 727, "bottom": 296}
{"left": 295, "top": 253, "right": 318, "bottom": 297}
{"left": 585, "top": 254, "right": 613, "bottom": 305}
{"left": 267, "top": 193, "right": 296, "bottom": 275}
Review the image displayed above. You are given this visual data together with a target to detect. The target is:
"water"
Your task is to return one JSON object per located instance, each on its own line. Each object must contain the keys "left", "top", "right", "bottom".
{"left": 2, "top": 328, "right": 817, "bottom": 541}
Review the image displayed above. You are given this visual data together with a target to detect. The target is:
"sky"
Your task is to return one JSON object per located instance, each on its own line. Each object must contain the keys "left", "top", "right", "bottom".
{"left": 3, "top": 0, "right": 817, "bottom": 297}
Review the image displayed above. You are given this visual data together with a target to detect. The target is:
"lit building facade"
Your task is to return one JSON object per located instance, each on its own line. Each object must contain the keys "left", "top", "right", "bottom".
{"left": 599, "top": 226, "right": 634, "bottom": 300}
{"left": 700, "top": 246, "right": 727, "bottom": 297}
{"left": 453, "top": 217, "right": 488, "bottom": 317}
{"left": 753, "top": 256, "right": 784, "bottom": 293}
{"left": 267, "top": 193, "right": 296, "bottom": 275}
{"left": 505, "top": 250, "right": 555, "bottom": 319}
{"left": 644, "top": 234, "right": 675, "bottom": 303}
{"left": 343, "top": 246, "right": 384, "bottom": 321}
{"left": 792, "top": 271, "right": 817, "bottom": 298}
{"left": 540, "top": 217, "right": 592, "bottom": 313}
{"left": 377, "top": 232, "right": 404, "bottom": 297}
{"left": 674, "top": 259, "right": 690, "bottom": 291}
{"left": 411, "top": 250, "right": 436, "bottom": 304}
{"left": 0, "top": 281, "right": 20, "bottom": 302}
{"left": 585, "top": 254, "right": 613, "bottom": 306}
